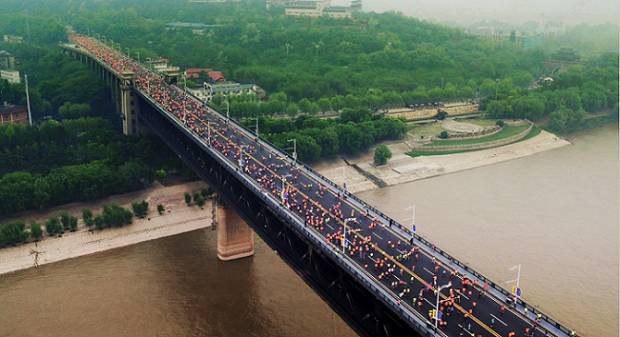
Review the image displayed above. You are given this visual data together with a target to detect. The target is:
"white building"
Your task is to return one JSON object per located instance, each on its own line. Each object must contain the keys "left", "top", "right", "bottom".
{"left": 0, "top": 69, "right": 21, "bottom": 84}
{"left": 284, "top": 1, "right": 330, "bottom": 17}
{"left": 283, "top": 0, "right": 361, "bottom": 19}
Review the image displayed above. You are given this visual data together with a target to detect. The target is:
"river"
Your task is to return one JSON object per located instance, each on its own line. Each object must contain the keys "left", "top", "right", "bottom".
{"left": 0, "top": 125, "right": 617, "bottom": 337}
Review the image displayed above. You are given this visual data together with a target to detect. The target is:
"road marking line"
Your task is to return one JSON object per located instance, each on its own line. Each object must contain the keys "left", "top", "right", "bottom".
{"left": 423, "top": 298, "right": 435, "bottom": 307}
{"left": 490, "top": 314, "right": 508, "bottom": 326}
{"left": 372, "top": 232, "right": 384, "bottom": 240}
{"left": 457, "top": 290, "right": 471, "bottom": 300}
{"left": 423, "top": 267, "right": 435, "bottom": 275}
{"left": 183, "top": 106, "right": 504, "bottom": 337}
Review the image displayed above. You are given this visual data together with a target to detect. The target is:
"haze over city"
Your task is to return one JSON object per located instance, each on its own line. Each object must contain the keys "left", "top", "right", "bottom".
{"left": 0, "top": 1, "right": 618, "bottom": 337}
{"left": 339, "top": 0, "right": 620, "bottom": 24}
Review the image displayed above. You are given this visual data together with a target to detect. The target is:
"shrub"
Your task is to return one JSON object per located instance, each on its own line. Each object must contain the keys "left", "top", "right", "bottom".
{"left": 82, "top": 208, "right": 94, "bottom": 227}
{"left": 184, "top": 192, "right": 192, "bottom": 206}
{"left": 94, "top": 215, "right": 105, "bottom": 230}
{"left": 157, "top": 204, "right": 165, "bottom": 215}
{"left": 374, "top": 144, "right": 392, "bottom": 166}
{"left": 193, "top": 192, "right": 206, "bottom": 208}
{"left": 496, "top": 120, "right": 505, "bottom": 127}
{"left": 436, "top": 110, "right": 448, "bottom": 120}
{"left": 155, "top": 169, "right": 167, "bottom": 181}
{"left": 439, "top": 131, "right": 449, "bottom": 139}
{"left": 60, "top": 212, "right": 78, "bottom": 232}
{"left": 102, "top": 204, "right": 133, "bottom": 228}
{"left": 30, "top": 222, "right": 43, "bottom": 240}
{"left": 69, "top": 216, "right": 78, "bottom": 232}
{"left": 132, "top": 200, "right": 149, "bottom": 218}
{"left": 201, "top": 187, "right": 215, "bottom": 199}
{"left": 45, "top": 217, "right": 62, "bottom": 235}
{"left": 0, "top": 221, "right": 28, "bottom": 247}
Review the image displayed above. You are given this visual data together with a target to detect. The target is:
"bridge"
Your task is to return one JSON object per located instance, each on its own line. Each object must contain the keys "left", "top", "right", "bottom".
{"left": 61, "top": 33, "right": 579, "bottom": 337}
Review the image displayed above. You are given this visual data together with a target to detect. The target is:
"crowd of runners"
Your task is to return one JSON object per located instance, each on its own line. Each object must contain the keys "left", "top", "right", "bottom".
{"left": 69, "top": 33, "right": 574, "bottom": 337}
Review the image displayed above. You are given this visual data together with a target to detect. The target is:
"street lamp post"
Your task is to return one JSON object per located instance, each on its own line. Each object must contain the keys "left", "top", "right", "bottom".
{"left": 342, "top": 218, "right": 356, "bottom": 253}
{"left": 406, "top": 204, "right": 416, "bottom": 232}
{"left": 223, "top": 99, "right": 230, "bottom": 122}
{"left": 288, "top": 138, "right": 297, "bottom": 163}
{"left": 255, "top": 116, "right": 259, "bottom": 138}
{"left": 435, "top": 282, "right": 452, "bottom": 330}
{"left": 505, "top": 264, "right": 522, "bottom": 302}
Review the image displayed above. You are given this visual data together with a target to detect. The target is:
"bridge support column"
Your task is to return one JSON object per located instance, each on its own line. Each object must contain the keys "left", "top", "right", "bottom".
{"left": 119, "top": 82, "right": 140, "bottom": 135}
{"left": 215, "top": 200, "right": 254, "bottom": 261}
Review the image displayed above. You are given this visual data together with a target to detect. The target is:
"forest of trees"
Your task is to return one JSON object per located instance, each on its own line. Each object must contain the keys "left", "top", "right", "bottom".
{"left": 484, "top": 53, "right": 619, "bottom": 133}
{"left": 253, "top": 111, "right": 407, "bottom": 162}
{"left": 0, "top": 117, "right": 187, "bottom": 218}
{"left": 0, "top": 0, "right": 617, "bottom": 220}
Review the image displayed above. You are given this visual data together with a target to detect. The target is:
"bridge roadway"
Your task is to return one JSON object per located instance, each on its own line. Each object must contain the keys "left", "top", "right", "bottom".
{"left": 66, "top": 33, "right": 578, "bottom": 337}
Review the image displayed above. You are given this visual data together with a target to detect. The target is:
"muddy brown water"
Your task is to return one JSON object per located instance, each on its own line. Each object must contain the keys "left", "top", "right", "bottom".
{"left": 0, "top": 125, "right": 617, "bottom": 337}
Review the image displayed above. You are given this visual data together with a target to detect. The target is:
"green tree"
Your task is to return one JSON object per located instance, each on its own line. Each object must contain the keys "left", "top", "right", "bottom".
{"left": 132, "top": 200, "right": 149, "bottom": 218}
{"left": 0, "top": 221, "right": 28, "bottom": 246}
{"left": 549, "top": 107, "right": 587, "bottom": 133}
{"left": 157, "top": 204, "right": 165, "bottom": 215}
{"left": 82, "top": 208, "right": 94, "bottom": 227}
{"left": 184, "top": 192, "right": 192, "bottom": 206}
{"left": 155, "top": 169, "right": 167, "bottom": 182}
{"left": 45, "top": 217, "right": 61, "bottom": 235}
{"left": 374, "top": 145, "right": 392, "bottom": 166}
{"left": 102, "top": 204, "right": 133, "bottom": 227}
{"left": 94, "top": 215, "right": 105, "bottom": 230}
{"left": 193, "top": 192, "right": 206, "bottom": 208}
{"left": 30, "top": 222, "right": 43, "bottom": 241}
{"left": 58, "top": 102, "right": 92, "bottom": 119}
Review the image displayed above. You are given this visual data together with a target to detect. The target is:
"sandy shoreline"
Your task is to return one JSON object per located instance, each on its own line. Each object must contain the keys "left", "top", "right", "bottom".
{"left": 0, "top": 182, "right": 213, "bottom": 275}
{"left": 316, "top": 130, "right": 571, "bottom": 193}
{"left": 0, "top": 130, "right": 570, "bottom": 276}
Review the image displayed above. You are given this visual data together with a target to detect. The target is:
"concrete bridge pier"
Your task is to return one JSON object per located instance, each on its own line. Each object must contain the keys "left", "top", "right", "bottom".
{"left": 119, "top": 82, "right": 140, "bottom": 135}
{"left": 215, "top": 199, "right": 255, "bottom": 261}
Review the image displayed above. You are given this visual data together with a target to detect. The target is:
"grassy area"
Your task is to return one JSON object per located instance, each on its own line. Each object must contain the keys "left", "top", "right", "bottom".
{"left": 408, "top": 126, "right": 540, "bottom": 157}
{"left": 425, "top": 124, "right": 530, "bottom": 147}
{"left": 408, "top": 122, "right": 444, "bottom": 137}
{"left": 457, "top": 118, "right": 498, "bottom": 127}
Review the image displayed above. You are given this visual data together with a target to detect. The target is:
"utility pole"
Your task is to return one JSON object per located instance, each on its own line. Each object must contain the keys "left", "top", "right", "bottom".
{"left": 24, "top": 74, "right": 32, "bottom": 126}
{"left": 288, "top": 138, "right": 297, "bottom": 163}
{"left": 224, "top": 99, "right": 230, "bottom": 122}
{"left": 505, "top": 264, "right": 522, "bottom": 303}
{"left": 342, "top": 218, "right": 356, "bottom": 253}
{"left": 255, "top": 116, "right": 259, "bottom": 138}
{"left": 434, "top": 282, "right": 452, "bottom": 330}
{"left": 406, "top": 204, "right": 416, "bottom": 232}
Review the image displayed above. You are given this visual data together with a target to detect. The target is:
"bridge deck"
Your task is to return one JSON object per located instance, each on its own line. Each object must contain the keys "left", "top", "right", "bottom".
{"left": 63, "top": 34, "right": 579, "bottom": 337}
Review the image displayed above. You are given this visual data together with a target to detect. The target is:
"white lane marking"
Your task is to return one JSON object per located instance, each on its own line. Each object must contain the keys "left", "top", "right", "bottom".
{"left": 490, "top": 314, "right": 508, "bottom": 327}
{"left": 372, "top": 232, "right": 384, "bottom": 240}
{"left": 457, "top": 290, "right": 471, "bottom": 300}
{"left": 423, "top": 267, "right": 435, "bottom": 275}
{"left": 423, "top": 298, "right": 435, "bottom": 307}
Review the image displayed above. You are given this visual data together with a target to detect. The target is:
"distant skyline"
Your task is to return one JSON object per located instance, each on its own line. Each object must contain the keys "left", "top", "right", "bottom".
{"left": 333, "top": 0, "right": 620, "bottom": 25}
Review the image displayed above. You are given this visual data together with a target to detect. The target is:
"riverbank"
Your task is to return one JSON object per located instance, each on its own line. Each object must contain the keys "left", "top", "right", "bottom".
{"left": 315, "top": 129, "right": 570, "bottom": 192}
{"left": 0, "top": 181, "right": 213, "bottom": 275}
{"left": 0, "top": 129, "right": 571, "bottom": 275}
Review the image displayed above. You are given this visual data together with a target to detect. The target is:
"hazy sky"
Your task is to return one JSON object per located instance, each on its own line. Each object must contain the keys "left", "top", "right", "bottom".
{"left": 334, "top": 0, "right": 620, "bottom": 25}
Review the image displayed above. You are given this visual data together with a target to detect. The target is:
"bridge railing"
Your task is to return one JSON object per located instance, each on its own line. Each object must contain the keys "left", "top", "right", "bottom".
{"left": 192, "top": 92, "right": 576, "bottom": 337}
{"left": 140, "top": 88, "right": 442, "bottom": 336}
{"left": 69, "top": 38, "right": 577, "bottom": 336}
